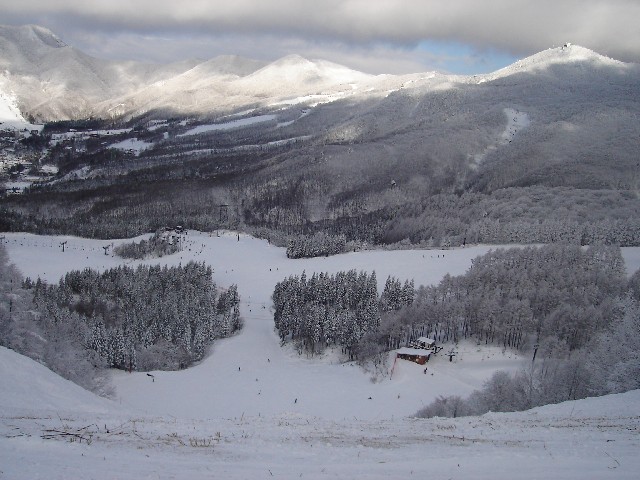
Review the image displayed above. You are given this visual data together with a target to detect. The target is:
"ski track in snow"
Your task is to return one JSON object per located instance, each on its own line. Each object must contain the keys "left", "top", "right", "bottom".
{"left": 2, "top": 232, "right": 640, "bottom": 478}
{"left": 473, "top": 107, "right": 530, "bottom": 166}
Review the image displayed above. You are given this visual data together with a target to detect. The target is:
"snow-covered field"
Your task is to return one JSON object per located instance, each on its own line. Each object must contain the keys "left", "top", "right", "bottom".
{"left": 2, "top": 232, "right": 640, "bottom": 478}
{"left": 178, "top": 115, "right": 278, "bottom": 136}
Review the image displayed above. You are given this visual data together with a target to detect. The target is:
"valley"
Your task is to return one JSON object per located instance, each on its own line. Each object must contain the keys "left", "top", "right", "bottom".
{"left": 1, "top": 25, "right": 640, "bottom": 250}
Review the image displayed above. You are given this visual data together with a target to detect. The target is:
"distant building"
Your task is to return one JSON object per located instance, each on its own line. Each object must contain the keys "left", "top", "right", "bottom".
{"left": 396, "top": 347, "right": 432, "bottom": 365}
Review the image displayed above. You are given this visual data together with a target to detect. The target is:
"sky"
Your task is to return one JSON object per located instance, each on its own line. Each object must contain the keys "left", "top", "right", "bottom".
{"left": 1, "top": 0, "right": 638, "bottom": 75}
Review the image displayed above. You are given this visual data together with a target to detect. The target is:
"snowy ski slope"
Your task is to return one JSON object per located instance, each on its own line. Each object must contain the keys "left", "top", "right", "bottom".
{"left": 2, "top": 232, "right": 640, "bottom": 478}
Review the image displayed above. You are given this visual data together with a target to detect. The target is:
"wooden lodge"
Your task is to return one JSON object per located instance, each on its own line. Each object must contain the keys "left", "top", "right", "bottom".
{"left": 396, "top": 347, "right": 432, "bottom": 365}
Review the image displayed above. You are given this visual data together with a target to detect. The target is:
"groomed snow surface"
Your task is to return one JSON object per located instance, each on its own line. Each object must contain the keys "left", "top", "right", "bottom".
{"left": 2, "top": 232, "right": 639, "bottom": 479}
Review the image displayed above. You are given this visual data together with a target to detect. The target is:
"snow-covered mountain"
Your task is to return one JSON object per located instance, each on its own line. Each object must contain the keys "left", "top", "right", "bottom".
{"left": 0, "top": 24, "right": 377, "bottom": 121}
{"left": 1, "top": 24, "right": 638, "bottom": 130}
{"left": 2, "top": 24, "right": 640, "bottom": 248}
{"left": 0, "top": 24, "right": 201, "bottom": 120}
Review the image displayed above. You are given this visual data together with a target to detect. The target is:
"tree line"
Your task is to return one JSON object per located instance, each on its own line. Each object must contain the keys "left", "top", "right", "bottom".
{"left": 273, "top": 270, "right": 415, "bottom": 358}
{"left": 113, "top": 229, "right": 180, "bottom": 259}
{"left": 20, "top": 261, "right": 241, "bottom": 375}
{"left": 286, "top": 232, "right": 347, "bottom": 258}
{"left": 274, "top": 245, "right": 629, "bottom": 373}
{"left": 1, "top": 245, "right": 111, "bottom": 394}
{"left": 416, "top": 294, "right": 640, "bottom": 419}
{"left": 403, "top": 244, "right": 626, "bottom": 352}
{"left": 29, "top": 262, "right": 241, "bottom": 371}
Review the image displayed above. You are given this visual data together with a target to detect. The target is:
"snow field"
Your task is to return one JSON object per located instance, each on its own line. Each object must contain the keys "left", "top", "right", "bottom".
{"left": 4, "top": 232, "right": 526, "bottom": 420}
{"left": 1, "top": 341, "right": 638, "bottom": 479}
{"left": 178, "top": 115, "right": 278, "bottom": 136}
{"left": 2, "top": 232, "right": 640, "bottom": 478}
{"left": 108, "top": 137, "right": 154, "bottom": 155}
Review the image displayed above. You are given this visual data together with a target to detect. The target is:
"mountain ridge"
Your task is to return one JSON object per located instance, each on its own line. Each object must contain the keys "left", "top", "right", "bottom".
{"left": 1, "top": 23, "right": 637, "bottom": 122}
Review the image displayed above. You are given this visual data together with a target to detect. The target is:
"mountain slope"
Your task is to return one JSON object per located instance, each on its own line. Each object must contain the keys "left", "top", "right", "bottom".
{"left": 1, "top": 25, "right": 640, "bottom": 248}
{"left": 0, "top": 24, "right": 377, "bottom": 121}
{"left": 0, "top": 346, "right": 114, "bottom": 413}
{"left": 0, "top": 24, "right": 201, "bottom": 120}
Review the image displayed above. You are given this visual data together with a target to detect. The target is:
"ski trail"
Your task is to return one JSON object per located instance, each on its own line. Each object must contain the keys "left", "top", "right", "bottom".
{"left": 472, "top": 107, "right": 530, "bottom": 166}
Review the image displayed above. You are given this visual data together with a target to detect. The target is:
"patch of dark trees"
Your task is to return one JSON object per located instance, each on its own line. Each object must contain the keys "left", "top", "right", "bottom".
{"left": 113, "top": 230, "right": 180, "bottom": 259}
{"left": 273, "top": 270, "right": 414, "bottom": 358}
{"left": 275, "top": 244, "right": 630, "bottom": 378}
{"left": 27, "top": 262, "right": 241, "bottom": 371}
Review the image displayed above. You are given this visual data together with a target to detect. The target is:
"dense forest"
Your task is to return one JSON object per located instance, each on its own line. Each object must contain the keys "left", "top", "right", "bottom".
{"left": 0, "top": 245, "right": 111, "bottom": 394}
{"left": 273, "top": 245, "right": 640, "bottom": 398}
{"left": 403, "top": 244, "right": 626, "bottom": 351}
{"left": 273, "top": 270, "right": 382, "bottom": 357}
{"left": 0, "top": 249, "right": 241, "bottom": 394}
{"left": 286, "top": 232, "right": 347, "bottom": 258}
{"left": 404, "top": 245, "right": 639, "bottom": 418}
{"left": 3, "top": 176, "right": 640, "bottom": 254}
{"left": 273, "top": 269, "right": 415, "bottom": 359}
{"left": 274, "top": 245, "right": 632, "bottom": 387}
{"left": 416, "top": 293, "right": 640, "bottom": 419}
{"left": 32, "top": 262, "right": 241, "bottom": 370}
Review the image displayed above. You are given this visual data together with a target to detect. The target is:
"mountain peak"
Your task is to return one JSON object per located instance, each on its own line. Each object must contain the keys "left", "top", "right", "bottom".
{"left": 194, "top": 55, "right": 267, "bottom": 77}
{"left": 243, "top": 54, "right": 371, "bottom": 88}
{"left": 0, "top": 24, "right": 67, "bottom": 49}
{"left": 26, "top": 24, "right": 67, "bottom": 48}
{"left": 526, "top": 44, "right": 622, "bottom": 67}
{"left": 489, "top": 44, "right": 628, "bottom": 80}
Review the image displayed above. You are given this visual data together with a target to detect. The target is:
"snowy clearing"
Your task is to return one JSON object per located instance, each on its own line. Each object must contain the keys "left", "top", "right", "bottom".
{"left": 3, "top": 232, "right": 525, "bottom": 419}
{"left": 473, "top": 107, "right": 530, "bottom": 165}
{"left": 108, "top": 137, "right": 154, "bottom": 155}
{"left": 178, "top": 115, "right": 277, "bottom": 136}
{"left": 2, "top": 232, "right": 640, "bottom": 478}
{"left": 1, "top": 342, "right": 639, "bottom": 479}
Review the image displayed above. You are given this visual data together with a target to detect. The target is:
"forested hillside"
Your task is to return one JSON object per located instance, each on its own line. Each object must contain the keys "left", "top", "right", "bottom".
{"left": 275, "top": 245, "right": 632, "bottom": 380}
{"left": 0, "top": 246, "right": 241, "bottom": 392}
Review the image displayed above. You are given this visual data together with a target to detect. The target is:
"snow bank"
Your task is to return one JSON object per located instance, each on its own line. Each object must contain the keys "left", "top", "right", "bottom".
{"left": 0, "top": 346, "right": 114, "bottom": 414}
{"left": 0, "top": 87, "right": 42, "bottom": 132}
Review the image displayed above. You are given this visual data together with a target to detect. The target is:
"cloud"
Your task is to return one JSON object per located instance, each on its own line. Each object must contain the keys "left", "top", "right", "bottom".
{"left": 1, "top": 0, "right": 638, "bottom": 72}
